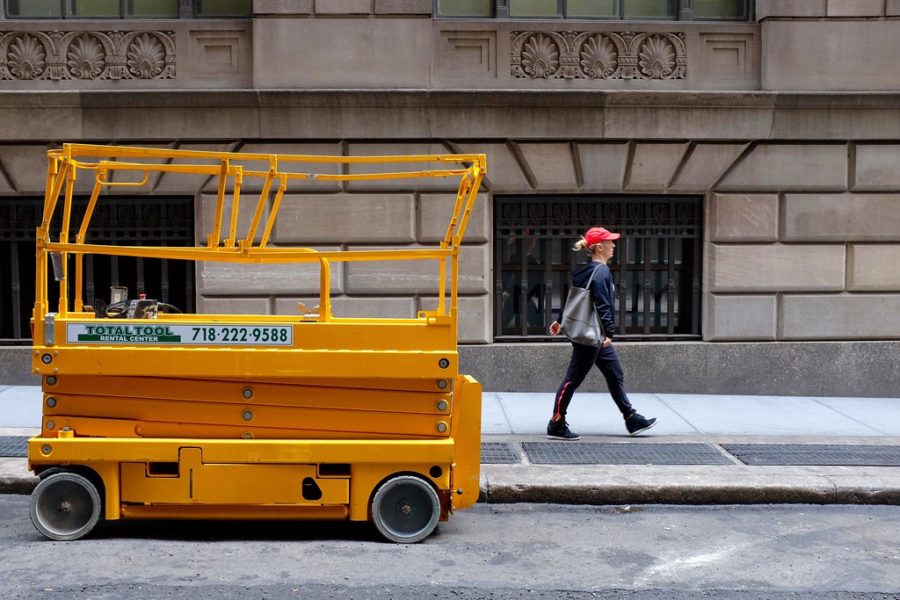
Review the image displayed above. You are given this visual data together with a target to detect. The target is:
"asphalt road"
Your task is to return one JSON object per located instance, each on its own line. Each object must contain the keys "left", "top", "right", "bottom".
{"left": 1, "top": 496, "right": 898, "bottom": 599}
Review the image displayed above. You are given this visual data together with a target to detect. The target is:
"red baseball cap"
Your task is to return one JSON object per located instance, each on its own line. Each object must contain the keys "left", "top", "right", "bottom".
{"left": 584, "top": 227, "right": 620, "bottom": 246}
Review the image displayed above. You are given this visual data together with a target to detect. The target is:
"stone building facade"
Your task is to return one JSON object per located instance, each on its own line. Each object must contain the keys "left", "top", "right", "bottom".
{"left": 1, "top": 0, "right": 899, "bottom": 395}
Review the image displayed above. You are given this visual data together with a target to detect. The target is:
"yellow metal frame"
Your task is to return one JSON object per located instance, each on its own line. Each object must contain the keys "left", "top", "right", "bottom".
{"left": 29, "top": 144, "right": 486, "bottom": 532}
{"left": 34, "top": 144, "right": 484, "bottom": 341}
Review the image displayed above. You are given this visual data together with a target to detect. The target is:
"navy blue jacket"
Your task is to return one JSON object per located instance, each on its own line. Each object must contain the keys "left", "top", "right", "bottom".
{"left": 571, "top": 261, "right": 616, "bottom": 339}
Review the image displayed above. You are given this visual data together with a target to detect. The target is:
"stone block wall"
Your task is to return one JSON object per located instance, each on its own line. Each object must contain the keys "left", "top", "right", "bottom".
{"left": 2, "top": 92, "right": 900, "bottom": 351}
{"left": 758, "top": 1, "right": 900, "bottom": 91}
{"left": 757, "top": 0, "right": 892, "bottom": 18}
{"left": 192, "top": 153, "right": 492, "bottom": 342}
{"left": 252, "top": 18, "right": 760, "bottom": 90}
{"left": 707, "top": 144, "right": 900, "bottom": 341}
{"left": 185, "top": 137, "right": 900, "bottom": 345}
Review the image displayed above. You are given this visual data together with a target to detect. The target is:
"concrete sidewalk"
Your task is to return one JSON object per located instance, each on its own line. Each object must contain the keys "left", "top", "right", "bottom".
{"left": 2, "top": 385, "right": 900, "bottom": 504}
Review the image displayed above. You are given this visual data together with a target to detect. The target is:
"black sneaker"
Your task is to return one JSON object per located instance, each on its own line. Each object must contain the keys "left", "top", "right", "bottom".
{"left": 547, "top": 419, "right": 581, "bottom": 441}
{"left": 625, "top": 412, "right": 657, "bottom": 436}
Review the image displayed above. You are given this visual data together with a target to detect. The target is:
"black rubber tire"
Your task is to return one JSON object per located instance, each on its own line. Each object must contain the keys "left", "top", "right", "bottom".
{"left": 371, "top": 475, "right": 441, "bottom": 544}
{"left": 30, "top": 471, "right": 102, "bottom": 541}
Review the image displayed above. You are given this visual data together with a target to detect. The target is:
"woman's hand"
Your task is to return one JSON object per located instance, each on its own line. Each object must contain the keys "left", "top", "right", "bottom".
{"left": 549, "top": 321, "right": 561, "bottom": 336}
{"left": 602, "top": 336, "right": 612, "bottom": 347}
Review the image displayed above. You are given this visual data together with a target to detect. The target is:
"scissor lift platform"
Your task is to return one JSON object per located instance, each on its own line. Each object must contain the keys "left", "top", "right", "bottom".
{"left": 28, "top": 144, "right": 485, "bottom": 543}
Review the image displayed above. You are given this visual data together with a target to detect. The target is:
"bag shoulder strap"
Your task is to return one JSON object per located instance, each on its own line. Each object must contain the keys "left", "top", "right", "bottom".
{"left": 583, "top": 262, "right": 601, "bottom": 293}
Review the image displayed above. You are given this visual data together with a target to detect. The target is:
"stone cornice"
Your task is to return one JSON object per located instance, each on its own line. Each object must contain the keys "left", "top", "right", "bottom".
{"left": 5, "top": 89, "right": 900, "bottom": 106}
{"left": 3, "top": 90, "right": 900, "bottom": 140}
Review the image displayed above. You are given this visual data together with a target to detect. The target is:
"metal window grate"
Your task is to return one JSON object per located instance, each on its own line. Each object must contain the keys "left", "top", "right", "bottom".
{"left": 0, "top": 196, "right": 195, "bottom": 343}
{"left": 723, "top": 444, "right": 900, "bottom": 467}
{"left": 523, "top": 442, "right": 733, "bottom": 465}
{"left": 494, "top": 195, "right": 703, "bottom": 341}
{"left": 481, "top": 442, "right": 521, "bottom": 464}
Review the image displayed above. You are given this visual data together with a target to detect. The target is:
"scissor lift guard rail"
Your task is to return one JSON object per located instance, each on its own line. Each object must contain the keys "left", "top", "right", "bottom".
{"left": 28, "top": 144, "right": 486, "bottom": 543}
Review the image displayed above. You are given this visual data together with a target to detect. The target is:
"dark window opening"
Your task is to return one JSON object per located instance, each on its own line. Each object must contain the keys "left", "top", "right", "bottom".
{"left": 437, "top": 0, "right": 751, "bottom": 19}
{"left": 494, "top": 195, "right": 703, "bottom": 341}
{"left": 0, "top": 196, "right": 195, "bottom": 344}
{"left": 3, "top": 0, "right": 250, "bottom": 18}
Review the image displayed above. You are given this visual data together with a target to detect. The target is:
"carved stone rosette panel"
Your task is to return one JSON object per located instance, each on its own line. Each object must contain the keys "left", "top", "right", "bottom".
{"left": 0, "top": 31, "right": 175, "bottom": 81}
{"left": 511, "top": 31, "right": 686, "bottom": 80}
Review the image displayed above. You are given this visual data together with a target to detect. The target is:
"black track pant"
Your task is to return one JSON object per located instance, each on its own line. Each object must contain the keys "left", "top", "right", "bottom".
{"left": 552, "top": 342, "right": 634, "bottom": 421}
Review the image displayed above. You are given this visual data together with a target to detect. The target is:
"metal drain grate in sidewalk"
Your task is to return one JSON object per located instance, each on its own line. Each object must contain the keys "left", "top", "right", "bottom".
{"left": 523, "top": 442, "right": 733, "bottom": 465}
{"left": 481, "top": 442, "right": 520, "bottom": 464}
{"left": 0, "top": 436, "right": 28, "bottom": 458}
{"left": 723, "top": 444, "right": 900, "bottom": 466}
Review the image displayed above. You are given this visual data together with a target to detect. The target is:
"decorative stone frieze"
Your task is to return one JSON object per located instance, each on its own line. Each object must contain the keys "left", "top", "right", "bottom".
{"left": 0, "top": 31, "right": 175, "bottom": 81}
{"left": 511, "top": 31, "right": 686, "bottom": 80}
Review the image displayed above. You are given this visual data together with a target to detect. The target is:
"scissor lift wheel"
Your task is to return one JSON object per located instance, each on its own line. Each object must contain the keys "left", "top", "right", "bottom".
{"left": 371, "top": 475, "right": 441, "bottom": 544}
{"left": 30, "top": 472, "right": 102, "bottom": 541}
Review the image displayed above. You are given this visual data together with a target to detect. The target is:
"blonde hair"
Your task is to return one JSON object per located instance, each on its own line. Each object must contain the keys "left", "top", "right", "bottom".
{"left": 573, "top": 237, "right": 601, "bottom": 254}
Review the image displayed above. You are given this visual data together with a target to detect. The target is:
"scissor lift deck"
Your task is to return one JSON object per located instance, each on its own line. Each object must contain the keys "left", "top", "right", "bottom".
{"left": 27, "top": 144, "right": 485, "bottom": 543}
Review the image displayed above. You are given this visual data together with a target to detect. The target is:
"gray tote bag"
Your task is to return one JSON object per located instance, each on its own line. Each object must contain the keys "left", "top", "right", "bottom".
{"left": 559, "top": 267, "right": 604, "bottom": 347}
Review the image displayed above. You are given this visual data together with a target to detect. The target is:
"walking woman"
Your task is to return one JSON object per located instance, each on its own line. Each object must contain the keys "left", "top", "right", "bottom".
{"left": 547, "top": 227, "right": 657, "bottom": 440}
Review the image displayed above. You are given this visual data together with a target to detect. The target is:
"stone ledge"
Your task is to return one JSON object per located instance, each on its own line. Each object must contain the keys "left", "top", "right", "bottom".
{"left": 5, "top": 90, "right": 900, "bottom": 142}
{"left": 460, "top": 341, "right": 900, "bottom": 397}
{"left": 1, "top": 90, "right": 898, "bottom": 111}
{"left": 1, "top": 342, "right": 899, "bottom": 396}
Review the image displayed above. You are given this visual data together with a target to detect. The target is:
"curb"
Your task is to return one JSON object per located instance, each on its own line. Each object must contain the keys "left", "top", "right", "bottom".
{"left": 478, "top": 464, "right": 900, "bottom": 506}
{"left": 5, "top": 477, "right": 899, "bottom": 505}
{"left": 5, "top": 458, "right": 900, "bottom": 505}
{"left": 477, "top": 483, "right": 900, "bottom": 505}
{"left": 0, "top": 476, "right": 37, "bottom": 495}
{"left": 0, "top": 458, "right": 37, "bottom": 495}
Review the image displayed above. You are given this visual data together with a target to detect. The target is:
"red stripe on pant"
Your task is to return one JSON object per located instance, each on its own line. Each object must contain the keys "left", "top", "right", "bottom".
{"left": 553, "top": 380, "right": 572, "bottom": 420}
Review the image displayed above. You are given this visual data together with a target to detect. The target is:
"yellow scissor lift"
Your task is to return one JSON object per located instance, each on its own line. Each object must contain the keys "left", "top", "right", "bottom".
{"left": 28, "top": 144, "right": 485, "bottom": 543}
